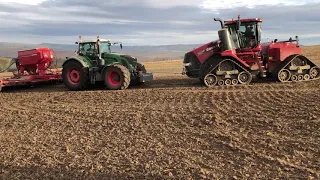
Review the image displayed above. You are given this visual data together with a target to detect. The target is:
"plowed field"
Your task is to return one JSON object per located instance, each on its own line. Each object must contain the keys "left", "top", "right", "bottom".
{"left": 0, "top": 52, "right": 320, "bottom": 179}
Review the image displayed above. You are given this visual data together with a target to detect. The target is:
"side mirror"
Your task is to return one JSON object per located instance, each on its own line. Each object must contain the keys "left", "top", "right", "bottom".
{"left": 236, "top": 21, "right": 241, "bottom": 31}
{"left": 75, "top": 42, "right": 78, "bottom": 44}
{"left": 295, "top": 36, "right": 299, "bottom": 47}
{"left": 257, "top": 23, "right": 261, "bottom": 43}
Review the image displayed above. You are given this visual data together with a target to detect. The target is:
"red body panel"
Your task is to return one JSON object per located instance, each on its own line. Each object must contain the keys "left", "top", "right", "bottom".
{"left": 262, "top": 42, "right": 301, "bottom": 61}
{"left": 18, "top": 48, "right": 53, "bottom": 76}
{"left": 224, "top": 18, "right": 262, "bottom": 25}
{"left": 188, "top": 41, "right": 250, "bottom": 67}
{"left": 0, "top": 73, "right": 62, "bottom": 88}
{"left": 221, "top": 50, "right": 250, "bottom": 67}
{"left": 188, "top": 41, "right": 221, "bottom": 64}
{"left": 261, "top": 42, "right": 301, "bottom": 72}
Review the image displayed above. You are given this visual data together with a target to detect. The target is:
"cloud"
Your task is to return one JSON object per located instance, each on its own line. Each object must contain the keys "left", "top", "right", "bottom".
{"left": 0, "top": 0, "right": 45, "bottom": 5}
{"left": 0, "top": 0, "right": 319, "bottom": 45}
{"left": 201, "top": 0, "right": 320, "bottom": 10}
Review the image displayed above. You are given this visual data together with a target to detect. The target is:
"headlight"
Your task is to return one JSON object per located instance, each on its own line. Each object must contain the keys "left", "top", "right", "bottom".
{"left": 183, "top": 62, "right": 192, "bottom": 67}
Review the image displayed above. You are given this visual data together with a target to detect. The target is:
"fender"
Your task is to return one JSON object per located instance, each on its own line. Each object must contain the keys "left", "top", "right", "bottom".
{"left": 220, "top": 50, "right": 250, "bottom": 68}
{"left": 279, "top": 53, "right": 316, "bottom": 71}
{"left": 101, "top": 61, "right": 121, "bottom": 76}
{"left": 62, "top": 56, "right": 92, "bottom": 68}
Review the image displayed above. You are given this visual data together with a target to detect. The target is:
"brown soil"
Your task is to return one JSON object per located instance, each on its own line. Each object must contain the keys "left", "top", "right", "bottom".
{"left": 0, "top": 58, "right": 319, "bottom": 179}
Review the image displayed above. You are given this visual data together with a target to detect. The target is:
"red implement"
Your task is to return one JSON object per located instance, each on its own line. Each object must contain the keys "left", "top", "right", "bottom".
{"left": 0, "top": 47, "right": 62, "bottom": 91}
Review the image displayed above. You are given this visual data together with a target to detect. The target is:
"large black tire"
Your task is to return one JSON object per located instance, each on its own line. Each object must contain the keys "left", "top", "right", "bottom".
{"left": 104, "top": 64, "right": 130, "bottom": 90}
{"left": 62, "top": 60, "right": 89, "bottom": 91}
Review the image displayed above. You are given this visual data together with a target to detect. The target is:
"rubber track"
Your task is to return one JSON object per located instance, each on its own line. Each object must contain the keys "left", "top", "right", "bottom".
{"left": 272, "top": 54, "right": 320, "bottom": 82}
{"left": 205, "top": 58, "right": 253, "bottom": 86}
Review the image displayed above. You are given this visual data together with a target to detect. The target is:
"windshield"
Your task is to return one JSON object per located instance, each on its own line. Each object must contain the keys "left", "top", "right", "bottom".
{"left": 100, "top": 42, "right": 111, "bottom": 54}
{"left": 227, "top": 21, "right": 261, "bottom": 48}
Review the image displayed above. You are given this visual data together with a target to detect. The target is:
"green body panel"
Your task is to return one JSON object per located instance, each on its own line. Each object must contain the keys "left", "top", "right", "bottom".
{"left": 101, "top": 53, "right": 137, "bottom": 72}
{"left": 64, "top": 54, "right": 137, "bottom": 73}
{"left": 64, "top": 55, "right": 93, "bottom": 68}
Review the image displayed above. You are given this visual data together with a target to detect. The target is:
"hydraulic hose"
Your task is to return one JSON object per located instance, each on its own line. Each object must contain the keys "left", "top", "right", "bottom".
{"left": 0, "top": 58, "right": 18, "bottom": 73}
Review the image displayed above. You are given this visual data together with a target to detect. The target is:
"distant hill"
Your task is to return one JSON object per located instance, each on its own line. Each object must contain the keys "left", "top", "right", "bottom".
{"left": 0, "top": 42, "right": 202, "bottom": 62}
{"left": 1, "top": 41, "right": 318, "bottom": 63}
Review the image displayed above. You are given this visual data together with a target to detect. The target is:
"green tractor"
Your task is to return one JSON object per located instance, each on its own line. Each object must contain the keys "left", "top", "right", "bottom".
{"left": 62, "top": 36, "right": 153, "bottom": 90}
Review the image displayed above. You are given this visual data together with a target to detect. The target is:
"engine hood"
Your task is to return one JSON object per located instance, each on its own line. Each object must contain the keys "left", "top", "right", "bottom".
{"left": 119, "top": 54, "right": 138, "bottom": 67}
{"left": 108, "top": 53, "right": 138, "bottom": 61}
{"left": 103, "top": 53, "right": 137, "bottom": 61}
{"left": 188, "top": 40, "right": 221, "bottom": 64}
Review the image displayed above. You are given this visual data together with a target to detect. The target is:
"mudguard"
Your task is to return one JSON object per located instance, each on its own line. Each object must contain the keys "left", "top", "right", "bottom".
{"left": 62, "top": 56, "right": 92, "bottom": 68}
{"left": 101, "top": 62, "right": 122, "bottom": 76}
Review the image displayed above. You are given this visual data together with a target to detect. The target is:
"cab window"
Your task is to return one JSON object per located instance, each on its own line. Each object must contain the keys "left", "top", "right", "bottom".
{"left": 79, "top": 43, "right": 98, "bottom": 57}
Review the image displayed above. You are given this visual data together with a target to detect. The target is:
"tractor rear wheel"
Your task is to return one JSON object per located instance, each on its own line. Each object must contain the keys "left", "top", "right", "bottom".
{"left": 104, "top": 64, "right": 130, "bottom": 90}
{"left": 62, "top": 61, "right": 89, "bottom": 91}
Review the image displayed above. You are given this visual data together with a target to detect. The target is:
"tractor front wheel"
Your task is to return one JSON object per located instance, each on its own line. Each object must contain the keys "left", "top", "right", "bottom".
{"left": 62, "top": 61, "right": 89, "bottom": 91}
{"left": 104, "top": 64, "right": 130, "bottom": 90}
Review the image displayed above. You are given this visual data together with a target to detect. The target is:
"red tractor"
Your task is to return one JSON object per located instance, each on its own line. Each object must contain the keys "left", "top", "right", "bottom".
{"left": 182, "top": 15, "right": 320, "bottom": 86}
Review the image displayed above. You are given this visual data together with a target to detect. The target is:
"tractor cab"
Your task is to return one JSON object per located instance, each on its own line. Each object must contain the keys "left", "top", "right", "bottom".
{"left": 226, "top": 18, "right": 262, "bottom": 49}
{"left": 75, "top": 36, "right": 123, "bottom": 66}
{"left": 214, "top": 16, "right": 262, "bottom": 52}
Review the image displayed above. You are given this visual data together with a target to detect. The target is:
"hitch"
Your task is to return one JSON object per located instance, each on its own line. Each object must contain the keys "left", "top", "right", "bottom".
{"left": 89, "top": 67, "right": 99, "bottom": 84}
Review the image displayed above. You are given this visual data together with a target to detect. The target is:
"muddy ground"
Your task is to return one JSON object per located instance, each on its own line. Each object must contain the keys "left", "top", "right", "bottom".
{"left": 0, "top": 60, "right": 319, "bottom": 179}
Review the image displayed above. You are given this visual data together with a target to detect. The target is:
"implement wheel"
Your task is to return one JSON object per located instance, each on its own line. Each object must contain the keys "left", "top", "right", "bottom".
{"left": 238, "top": 71, "right": 252, "bottom": 84}
{"left": 104, "top": 64, "right": 130, "bottom": 90}
{"left": 309, "top": 66, "right": 320, "bottom": 79}
{"left": 204, "top": 73, "right": 218, "bottom": 87}
{"left": 62, "top": 61, "right": 89, "bottom": 90}
{"left": 278, "top": 69, "right": 291, "bottom": 82}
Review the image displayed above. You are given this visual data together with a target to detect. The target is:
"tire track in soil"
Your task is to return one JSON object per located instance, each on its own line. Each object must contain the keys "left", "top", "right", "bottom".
{"left": 0, "top": 77, "right": 320, "bottom": 179}
{"left": 211, "top": 130, "right": 320, "bottom": 177}
{"left": 228, "top": 86, "right": 320, "bottom": 175}
{"left": 208, "top": 82, "right": 320, "bottom": 175}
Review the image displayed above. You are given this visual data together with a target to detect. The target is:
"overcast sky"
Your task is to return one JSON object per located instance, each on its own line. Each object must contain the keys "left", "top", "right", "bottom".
{"left": 0, "top": 0, "right": 319, "bottom": 45}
